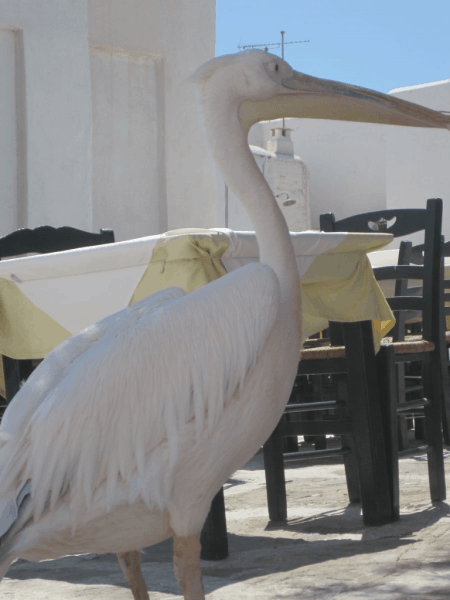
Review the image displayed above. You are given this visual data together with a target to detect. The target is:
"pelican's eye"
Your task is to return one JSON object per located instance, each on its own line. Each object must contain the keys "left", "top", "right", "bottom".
{"left": 275, "top": 63, "right": 279, "bottom": 72}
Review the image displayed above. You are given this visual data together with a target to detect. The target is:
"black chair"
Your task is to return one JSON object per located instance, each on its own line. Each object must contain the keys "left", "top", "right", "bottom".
{"left": 0, "top": 225, "right": 115, "bottom": 411}
{"left": 374, "top": 240, "right": 425, "bottom": 450}
{"left": 295, "top": 240, "right": 421, "bottom": 455}
{"left": 407, "top": 238, "right": 450, "bottom": 446}
{"left": 264, "top": 319, "right": 393, "bottom": 526}
{"left": 321, "top": 199, "right": 446, "bottom": 519}
{"left": 442, "top": 242, "right": 450, "bottom": 425}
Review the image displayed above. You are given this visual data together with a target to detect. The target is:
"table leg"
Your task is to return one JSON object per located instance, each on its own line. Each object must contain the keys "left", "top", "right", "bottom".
{"left": 200, "top": 487, "right": 228, "bottom": 560}
{"left": 343, "top": 320, "right": 393, "bottom": 525}
{"left": 3, "top": 355, "right": 21, "bottom": 403}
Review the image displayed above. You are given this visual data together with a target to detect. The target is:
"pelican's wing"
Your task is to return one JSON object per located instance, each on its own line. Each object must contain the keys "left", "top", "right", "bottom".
{"left": 0, "top": 263, "right": 280, "bottom": 526}
{"left": 0, "top": 286, "right": 187, "bottom": 444}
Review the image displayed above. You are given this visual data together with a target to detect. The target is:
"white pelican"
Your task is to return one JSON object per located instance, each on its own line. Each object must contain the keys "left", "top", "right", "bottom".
{"left": 0, "top": 50, "right": 448, "bottom": 600}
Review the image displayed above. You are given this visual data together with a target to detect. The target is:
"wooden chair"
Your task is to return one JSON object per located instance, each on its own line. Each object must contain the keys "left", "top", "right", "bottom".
{"left": 375, "top": 240, "right": 425, "bottom": 450}
{"left": 0, "top": 225, "right": 115, "bottom": 412}
{"left": 442, "top": 241, "right": 450, "bottom": 420}
{"left": 295, "top": 241, "right": 421, "bottom": 455}
{"left": 264, "top": 319, "right": 393, "bottom": 526}
{"left": 321, "top": 198, "right": 446, "bottom": 519}
{"left": 409, "top": 238, "right": 450, "bottom": 446}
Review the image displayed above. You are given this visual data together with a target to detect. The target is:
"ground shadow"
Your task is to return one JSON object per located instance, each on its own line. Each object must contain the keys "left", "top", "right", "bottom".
{"left": 265, "top": 500, "right": 450, "bottom": 536}
{"left": 271, "top": 580, "right": 450, "bottom": 600}
{"left": 5, "top": 453, "right": 450, "bottom": 595}
{"left": 4, "top": 524, "right": 421, "bottom": 596}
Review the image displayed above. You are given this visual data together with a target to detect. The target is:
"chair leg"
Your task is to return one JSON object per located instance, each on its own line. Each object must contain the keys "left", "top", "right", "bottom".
{"left": 438, "top": 336, "right": 450, "bottom": 445}
{"left": 311, "top": 375, "right": 327, "bottom": 450}
{"left": 284, "top": 385, "right": 299, "bottom": 453}
{"left": 423, "top": 357, "right": 446, "bottom": 501}
{"left": 200, "top": 488, "right": 228, "bottom": 560}
{"left": 341, "top": 434, "right": 361, "bottom": 504}
{"left": 444, "top": 365, "right": 450, "bottom": 446}
{"left": 377, "top": 345, "right": 400, "bottom": 521}
{"left": 396, "top": 363, "right": 410, "bottom": 450}
{"left": 343, "top": 321, "right": 393, "bottom": 526}
{"left": 415, "top": 416, "right": 425, "bottom": 440}
{"left": 334, "top": 373, "right": 360, "bottom": 503}
{"left": 263, "top": 426, "right": 287, "bottom": 521}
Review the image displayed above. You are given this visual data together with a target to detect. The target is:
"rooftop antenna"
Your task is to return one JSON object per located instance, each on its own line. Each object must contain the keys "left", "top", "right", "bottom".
{"left": 238, "top": 31, "right": 309, "bottom": 128}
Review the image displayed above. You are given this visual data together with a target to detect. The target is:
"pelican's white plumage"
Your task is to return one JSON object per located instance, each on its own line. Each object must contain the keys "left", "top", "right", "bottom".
{"left": 0, "top": 264, "right": 280, "bottom": 531}
{"left": 0, "top": 50, "right": 449, "bottom": 598}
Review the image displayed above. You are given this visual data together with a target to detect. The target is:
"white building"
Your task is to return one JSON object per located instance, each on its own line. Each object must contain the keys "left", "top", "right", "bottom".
{"left": 0, "top": 0, "right": 216, "bottom": 242}
{"left": 88, "top": 1, "right": 216, "bottom": 240}
{"left": 0, "top": 0, "right": 448, "bottom": 243}
{"left": 0, "top": 1, "right": 93, "bottom": 237}
{"left": 386, "top": 80, "right": 450, "bottom": 245}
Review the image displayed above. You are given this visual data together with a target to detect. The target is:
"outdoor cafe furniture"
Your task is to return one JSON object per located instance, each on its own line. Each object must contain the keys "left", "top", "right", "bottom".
{"left": 0, "top": 227, "right": 395, "bottom": 559}
{"left": 370, "top": 242, "right": 450, "bottom": 444}
{"left": 320, "top": 199, "right": 447, "bottom": 521}
{"left": 370, "top": 238, "right": 450, "bottom": 436}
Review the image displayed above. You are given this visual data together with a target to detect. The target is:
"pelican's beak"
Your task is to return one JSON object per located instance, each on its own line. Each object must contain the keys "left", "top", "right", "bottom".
{"left": 239, "top": 69, "right": 450, "bottom": 135}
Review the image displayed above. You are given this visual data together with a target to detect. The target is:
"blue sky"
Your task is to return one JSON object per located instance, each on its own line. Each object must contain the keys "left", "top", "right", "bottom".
{"left": 215, "top": 0, "right": 449, "bottom": 93}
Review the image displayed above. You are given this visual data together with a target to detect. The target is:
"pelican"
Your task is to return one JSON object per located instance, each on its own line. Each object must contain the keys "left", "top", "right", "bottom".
{"left": 0, "top": 50, "right": 448, "bottom": 600}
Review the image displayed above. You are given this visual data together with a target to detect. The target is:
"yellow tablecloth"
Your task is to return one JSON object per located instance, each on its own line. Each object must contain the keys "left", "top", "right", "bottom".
{"left": 0, "top": 229, "right": 395, "bottom": 395}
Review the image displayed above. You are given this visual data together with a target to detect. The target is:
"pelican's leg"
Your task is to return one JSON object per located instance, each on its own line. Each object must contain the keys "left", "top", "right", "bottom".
{"left": 173, "top": 533, "right": 205, "bottom": 600}
{"left": 117, "top": 551, "right": 149, "bottom": 600}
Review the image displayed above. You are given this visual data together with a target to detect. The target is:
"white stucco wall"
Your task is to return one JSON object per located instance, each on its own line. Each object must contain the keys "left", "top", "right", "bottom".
{"left": 386, "top": 80, "right": 450, "bottom": 246}
{"left": 87, "top": 0, "right": 216, "bottom": 241}
{"left": 90, "top": 47, "right": 164, "bottom": 241}
{"left": 248, "top": 118, "right": 387, "bottom": 230}
{"left": 0, "top": 27, "right": 17, "bottom": 235}
{"left": 0, "top": 1, "right": 93, "bottom": 235}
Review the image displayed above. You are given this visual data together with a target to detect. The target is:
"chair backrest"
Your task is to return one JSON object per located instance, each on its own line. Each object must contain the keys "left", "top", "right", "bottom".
{"left": 0, "top": 226, "right": 115, "bottom": 259}
{"left": 320, "top": 206, "right": 436, "bottom": 238}
{"left": 440, "top": 240, "right": 450, "bottom": 319}
{"left": 320, "top": 199, "right": 443, "bottom": 343}
{"left": 391, "top": 240, "right": 413, "bottom": 341}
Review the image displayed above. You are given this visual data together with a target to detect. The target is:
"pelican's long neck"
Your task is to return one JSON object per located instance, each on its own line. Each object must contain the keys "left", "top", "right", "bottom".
{"left": 197, "top": 84, "right": 301, "bottom": 325}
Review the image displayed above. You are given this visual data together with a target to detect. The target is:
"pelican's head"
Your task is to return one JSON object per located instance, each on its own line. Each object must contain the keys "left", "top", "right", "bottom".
{"left": 190, "top": 50, "right": 450, "bottom": 135}
{"left": 190, "top": 50, "right": 295, "bottom": 104}
{"left": 226, "top": 50, "right": 296, "bottom": 101}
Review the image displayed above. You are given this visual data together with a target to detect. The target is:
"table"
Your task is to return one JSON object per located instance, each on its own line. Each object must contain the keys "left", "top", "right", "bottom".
{"left": 0, "top": 228, "right": 394, "bottom": 365}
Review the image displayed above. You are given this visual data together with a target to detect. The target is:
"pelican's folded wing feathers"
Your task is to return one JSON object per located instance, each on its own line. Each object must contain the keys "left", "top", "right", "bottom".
{"left": 0, "top": 263, "right": 279, "bottom": 526}
{"left": 0, "top": 286, "right": 187, "bottom": 447}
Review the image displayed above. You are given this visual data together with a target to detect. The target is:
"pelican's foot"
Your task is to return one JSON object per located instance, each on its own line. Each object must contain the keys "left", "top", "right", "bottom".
{"left": 117, "top": 550, "right": 149, "bottom": 600}
{"left": 173, "top": 533, "right": 205, "bottom": 600}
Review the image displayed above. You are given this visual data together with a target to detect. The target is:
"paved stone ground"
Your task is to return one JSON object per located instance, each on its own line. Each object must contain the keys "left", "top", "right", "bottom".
{"left": 3, "top": 442, "right": 450, "bottom": 599}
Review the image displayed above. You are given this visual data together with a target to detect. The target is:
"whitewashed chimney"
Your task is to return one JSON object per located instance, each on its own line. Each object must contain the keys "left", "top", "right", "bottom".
{"left": 267, "top": 127, "right": 294, "bottom": 156}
